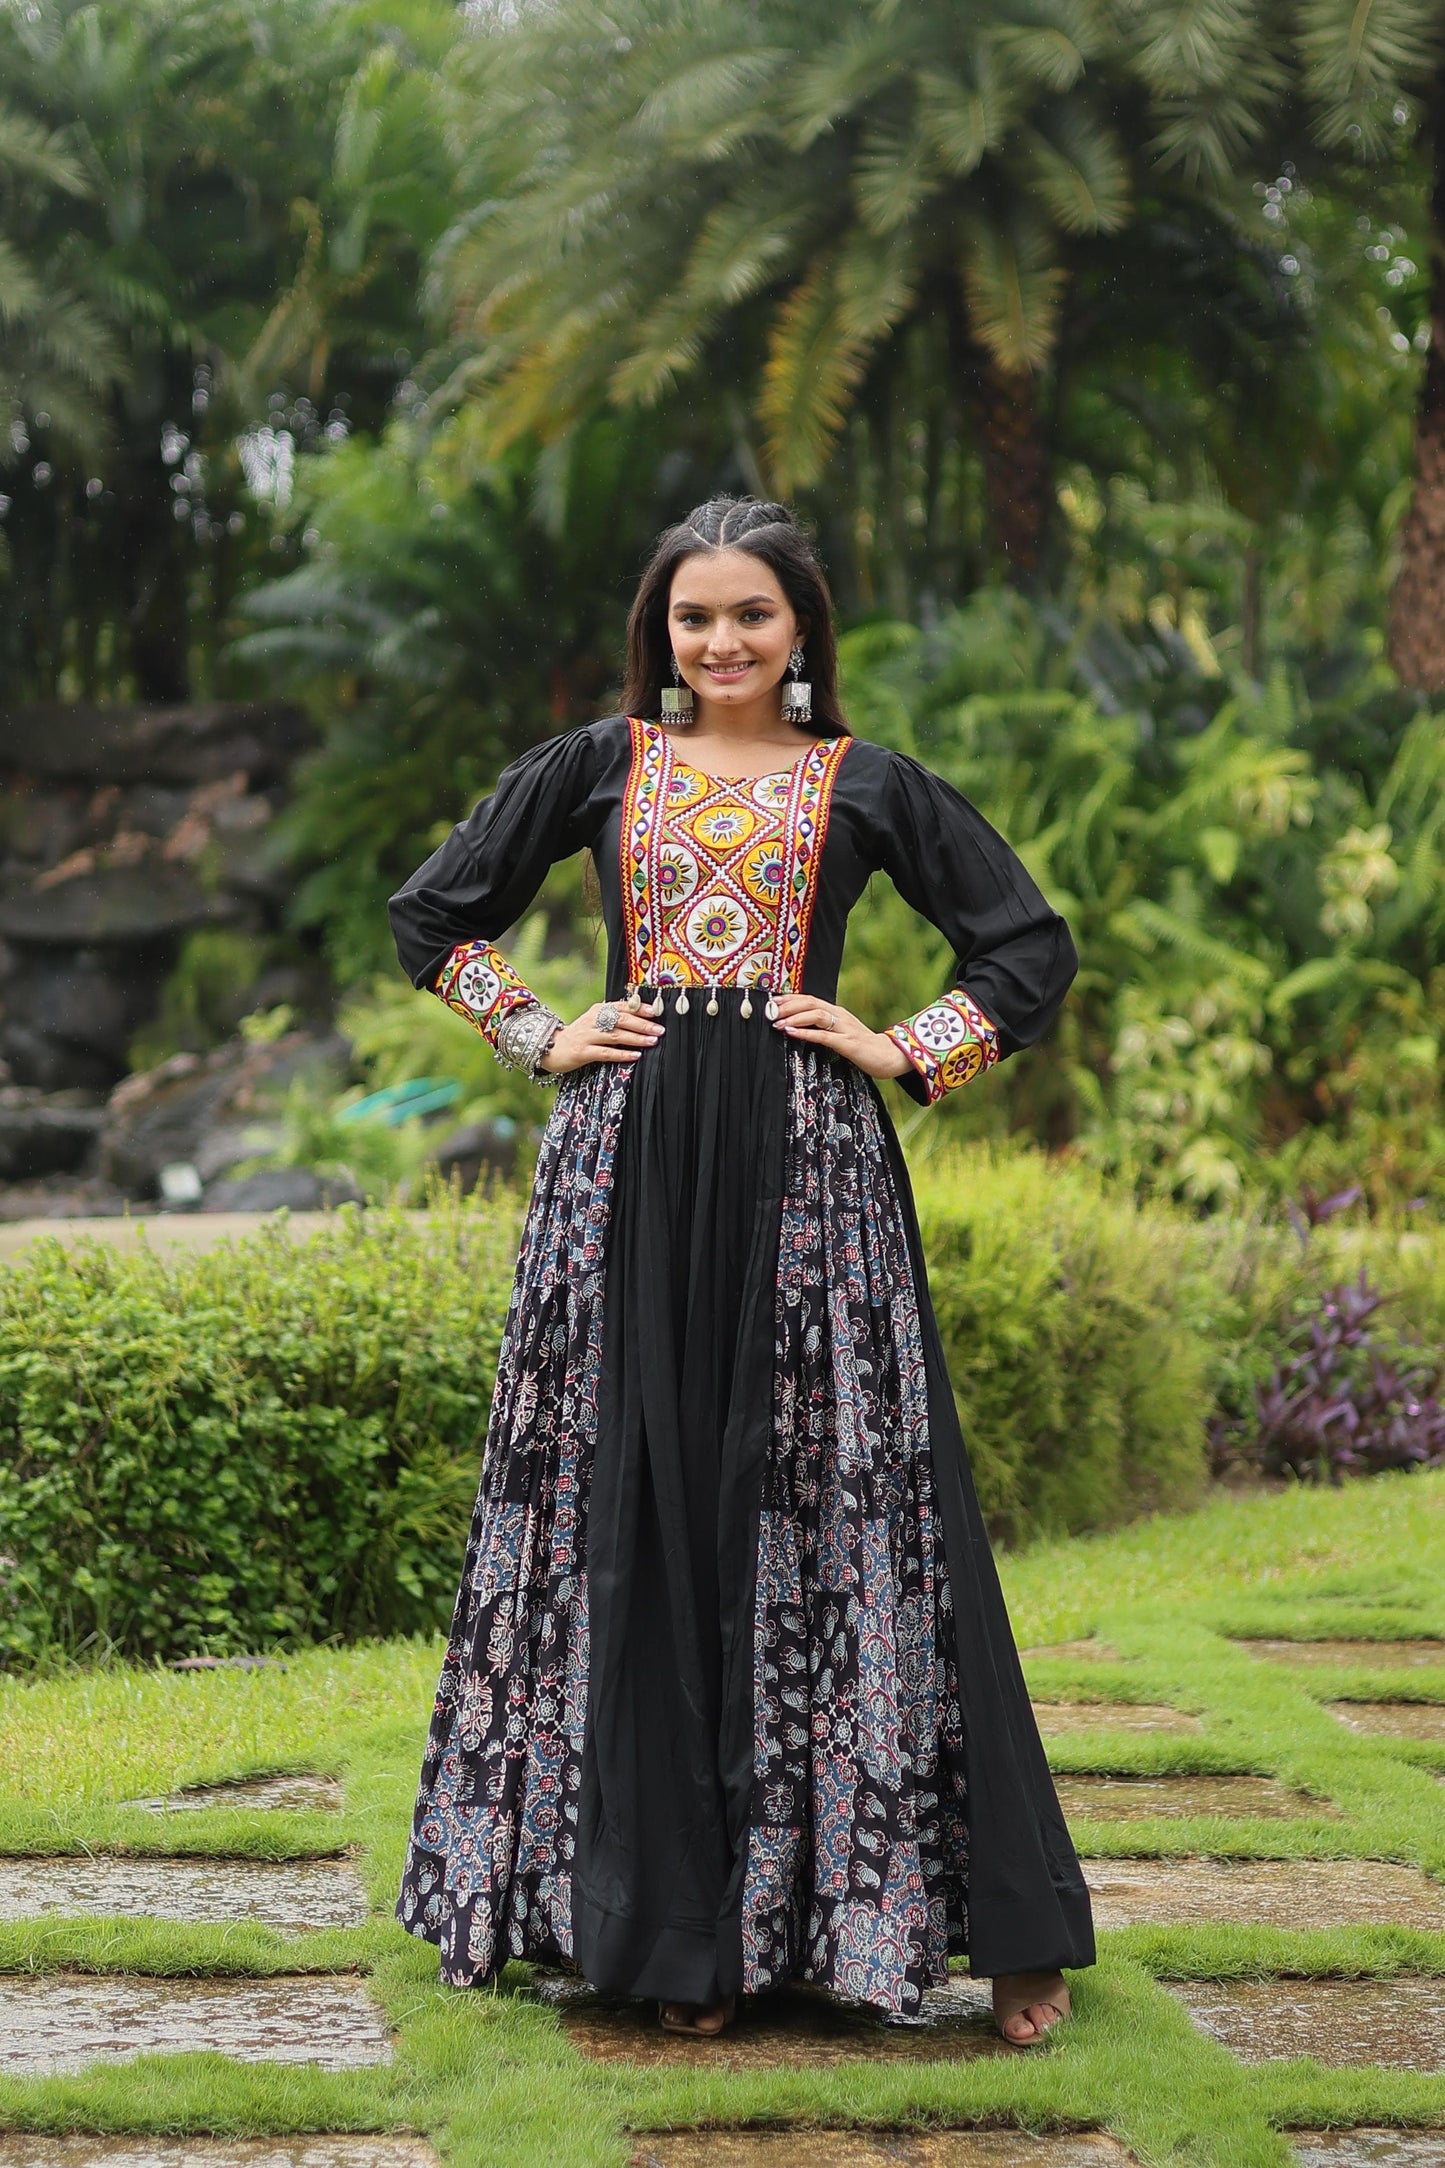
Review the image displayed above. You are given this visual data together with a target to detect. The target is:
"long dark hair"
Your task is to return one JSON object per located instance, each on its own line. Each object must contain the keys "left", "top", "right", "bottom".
{"left": 620, "top": 496, "right": 849, "bottom": 736}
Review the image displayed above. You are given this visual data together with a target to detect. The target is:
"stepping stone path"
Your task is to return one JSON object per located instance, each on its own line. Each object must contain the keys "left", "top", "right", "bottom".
{"left": 126, "top": 1773, "right": 344, "bottom": 1813}
{"left": 0, "top": 2148, "right": 433, "bottom": 2168}
{"left": 1032, "top": 1701, "right": 1201, "bottom": 1735}
{"left": 0, "top": 1975, "right": 391, "bottom": 2075}
{"left": 541, "top": 1974, "right": 1010, "bottom": 2068}
{"left": 1082, "top": 1857, "right": 1445, "bottom": 1930}
{"left": 1055, "top": 1774, "right": 1335, "bottom": 1820}
{"left": 1169, "top": 1977, "right": 1445, "bottom": 2073}
{"left": 631, "top": 2136, "right": 1135, "bottom": 2166}
{"left": 1328, "top": 1702, "right": 1445, "bottom": 1741}
{"left": 1291, "top": 2139, "right": 1445, "bottom": 2165}
{"left": 0, "top": 1854, "right": 366, "bottom": 1928}
{"left": 1239, "top": 1640, "right": 1445, "bottom": 1668}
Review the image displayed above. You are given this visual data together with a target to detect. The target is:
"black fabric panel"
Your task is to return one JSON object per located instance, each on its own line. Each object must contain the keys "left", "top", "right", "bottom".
{"left": 573, "top": 990, "right": 786, "bottom": 2003}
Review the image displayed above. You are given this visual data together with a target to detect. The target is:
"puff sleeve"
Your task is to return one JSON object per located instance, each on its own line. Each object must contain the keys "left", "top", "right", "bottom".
{"left": 876, "top": 753, "right": 1077, "bottom": 1106}
{"left": 388, "top": 725, "right": 600, "bottom": 1051}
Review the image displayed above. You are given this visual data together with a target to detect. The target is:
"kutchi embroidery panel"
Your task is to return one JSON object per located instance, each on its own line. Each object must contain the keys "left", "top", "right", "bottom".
{"left": 887, "top": 988, "right": 1001, "bottom": 1104}
{"left": 436, "top": 939, "right": 536, "bottom": 1051}
{"left": 620, "top": 717, "right": 848, "bottom": 989}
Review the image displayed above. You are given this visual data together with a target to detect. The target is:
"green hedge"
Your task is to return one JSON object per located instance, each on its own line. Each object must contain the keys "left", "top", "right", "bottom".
{"left": 0, "top": 1203, "right": 520, "bottom": 1662}
{"left": 0, "top": 1162, "right": 1433, "bottom": 1663}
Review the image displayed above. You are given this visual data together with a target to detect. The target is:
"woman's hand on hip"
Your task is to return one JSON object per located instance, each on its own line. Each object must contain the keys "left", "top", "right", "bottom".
{"left": 540, "top": 1001, "right": 664, "bottom": 1073}
{"left": 770, "top": 993, "right": 912, "bottom": 1079}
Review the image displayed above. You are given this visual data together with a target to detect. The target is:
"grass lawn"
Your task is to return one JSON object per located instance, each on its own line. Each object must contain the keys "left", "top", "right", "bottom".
{"left": 2, "top": 1475, "right": 1444, "bottom": 2166}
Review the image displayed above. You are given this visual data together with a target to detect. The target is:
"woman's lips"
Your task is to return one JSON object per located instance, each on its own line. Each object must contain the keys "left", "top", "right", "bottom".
{"left": 704, "top": 661, "right": 754, "bottom": 679}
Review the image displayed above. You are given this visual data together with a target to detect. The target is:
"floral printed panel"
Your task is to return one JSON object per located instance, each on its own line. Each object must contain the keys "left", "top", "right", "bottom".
{"left": 435, "top": 938, "right": 537, "bottom": 1051}
{"left": 744, "top": 1045, "right": 970, "bottom": 2015}
{"left": 886, "top": 987, "right": 1001, "bottom": 1104}
{"left": 395, "top": 1059, "right": 633, "bottom": 1986}
{"left": 621, "top": 717, "right": 849, "bottom": 990}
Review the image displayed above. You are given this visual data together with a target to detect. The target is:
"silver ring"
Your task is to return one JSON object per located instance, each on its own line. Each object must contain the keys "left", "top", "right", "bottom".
{"left": 823, "top": 1010, "right": 836, "bottom": 1028}
{"left": 596, "top": 1002, "right": 619, "bottom": 1033}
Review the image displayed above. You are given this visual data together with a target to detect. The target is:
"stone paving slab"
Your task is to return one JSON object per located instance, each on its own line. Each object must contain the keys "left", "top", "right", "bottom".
{"left": 1082, "top": 1857, "right": 1445, "bottom": 1930}
{"left": 1019, "top": 1642, "right": 1119, "bottom": 1663}
{"left": 0, "top": 2147, "right": 433, "bottom": 2168}
{"left": 541, "top": 1975, "right": 1011, "bottom": 2068}
{"left": 125, "top": 1774, "right": 344, "bottom": 1814}
{"left": 1169, "top": 1979, "right": 1445, "bottom": 2072}
{"left": 1032, "top": 1702, "right": 1201, "bottom": 1736}
{"left": 1239, "top": 1640, "right": 1445, "bottom": 1669}
{"left": 1055, "top": 1775, "right": 1335, "bottom": 1821}
{"left": 0, "top": 1975, "right": 392, "bottom": 2073}
{"left": 0, "top": 1855, "right": 367, "bottom": 1928}
{"left": 1290, "top": 2135, "right": 1445, "bottom": 2164}
{"left": 630, "top": 2134, "right": 1134, "bottom": 2167}
{"left": 1328, "top": 1703, "right": 1445, "bottom": 1741}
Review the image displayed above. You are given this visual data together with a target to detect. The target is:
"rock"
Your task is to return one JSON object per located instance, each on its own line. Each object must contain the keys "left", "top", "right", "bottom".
{"left": 0, "top": 947, "right": 168, "bottom": 1072}
{"left": 0, "top": 1026, "right": 122, "bottom": 1095}
{"left": 0, "top": 703, "right": 312, "bottom": 788}
{"left": 96, "top": 1032, "right": 350, "bottom": 1199}
{"left": 423, "top": 1118, "right": 518, "bottom": 1191}
{"left": 199, "top": 1168, "right": 363, "bottom": 1212}
{"left": 0, "top": 865, "right": 241, "bottom": 947}
{"left": 0, "top": 1175, "right": 134, "bottom": 1224}
{"left": 0, "top": 1092, "right": 103, "bottom": 1180}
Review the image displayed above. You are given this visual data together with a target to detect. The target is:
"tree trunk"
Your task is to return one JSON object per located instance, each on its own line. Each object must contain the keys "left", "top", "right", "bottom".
{"left": 966, "top": 348, "right": 1052, "bottom": 584}
{"left": 1388, "top": 83, "right": 1445, "bottom": 693}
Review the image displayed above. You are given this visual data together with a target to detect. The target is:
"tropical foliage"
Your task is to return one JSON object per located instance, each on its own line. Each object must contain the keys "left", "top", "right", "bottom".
{"left": 2, "top": 0, "right": 1443, "bottom": 1224}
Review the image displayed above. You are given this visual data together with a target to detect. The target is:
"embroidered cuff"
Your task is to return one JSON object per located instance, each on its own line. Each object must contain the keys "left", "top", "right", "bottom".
{"left": 886, "top": 988, "right": 1001, "bottom": 1105}
{"left": 434, "top": 940, "right": 537, "bottom": 1051}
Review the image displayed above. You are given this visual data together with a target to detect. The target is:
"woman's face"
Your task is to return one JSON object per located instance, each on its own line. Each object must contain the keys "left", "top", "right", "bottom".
{"left": 667, "top": 548, "right": 802, "bottom": 710}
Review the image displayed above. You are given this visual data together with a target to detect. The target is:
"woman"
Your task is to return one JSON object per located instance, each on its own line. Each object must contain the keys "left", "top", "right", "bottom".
{"left": 391, "top": 497, "right": 1094, "bottom": 2047}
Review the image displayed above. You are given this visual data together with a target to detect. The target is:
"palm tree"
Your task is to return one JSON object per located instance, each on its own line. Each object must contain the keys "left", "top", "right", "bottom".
{"left": 437, "top": 0, "right": 1143, "bottom": 580}
{"left": 0, "top": 101, "right": 117, "bottom": 463}
{"left": 1122, "top": 0, "right": 1444, "bottom": 687}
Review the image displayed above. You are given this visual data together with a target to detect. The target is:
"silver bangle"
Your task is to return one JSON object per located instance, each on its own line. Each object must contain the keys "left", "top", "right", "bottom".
{"left": 495, "top": 1001, "right": 564, "bottom": 1085}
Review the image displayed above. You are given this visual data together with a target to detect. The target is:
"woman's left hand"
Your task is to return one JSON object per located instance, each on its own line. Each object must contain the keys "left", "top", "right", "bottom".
{"left": 770, "top": 992, "right": 913, "bottom": 1080}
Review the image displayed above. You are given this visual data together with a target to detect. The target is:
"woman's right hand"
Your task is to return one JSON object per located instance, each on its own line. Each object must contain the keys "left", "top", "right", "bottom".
{"left": 539, "top": 1001, "right": 665, "bottom": 1073}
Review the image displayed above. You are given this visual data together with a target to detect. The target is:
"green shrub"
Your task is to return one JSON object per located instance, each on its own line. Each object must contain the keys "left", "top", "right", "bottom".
{"left": 3, "top": 1154, "right": 1442, "bottom": 1665}
{"left": 0, "top": 1198, "right": 521, "bottom": 1663}
{"left": 915, "top": 1149, "right": 1216, "bottom": 1543}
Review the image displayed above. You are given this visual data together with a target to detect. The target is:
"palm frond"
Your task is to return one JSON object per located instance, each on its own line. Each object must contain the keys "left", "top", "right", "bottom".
{"left": 0, "top": 103, "right": 88, "bottom": 195}
{"left": 1017, "top": 100, "right": 1130, "bottom": 234}
{"left": 854, "top": 120, "right": 942, "bottom": 234}
{"left": 960, "top": 212, "right": 1065, "bottom": 372}
{"left": 1296, "top": 0, "right": 1442, "bottom": 151}
{"left": 760, "top": 230, "right": 916, "bottom": 487}
{"left": 916, "top": 60, "right": 1019, "bottom": 175}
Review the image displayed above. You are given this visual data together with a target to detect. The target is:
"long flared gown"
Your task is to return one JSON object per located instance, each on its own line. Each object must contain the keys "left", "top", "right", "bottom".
{"left": 390, "top": 713, "right": 1095, "bottom": 2015}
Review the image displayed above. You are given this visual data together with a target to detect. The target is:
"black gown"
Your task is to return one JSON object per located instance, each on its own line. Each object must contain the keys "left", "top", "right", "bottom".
{"left": 390, "top": 713, "right": 1095, "bottom": 2015}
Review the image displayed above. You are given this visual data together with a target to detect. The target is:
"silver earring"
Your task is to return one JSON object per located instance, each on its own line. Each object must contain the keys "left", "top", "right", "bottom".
{"left": 781, "top": 642, "right": 812, "bottom": 724}
{"left": 661, "top": 652, "right": 694, "bottom": 716}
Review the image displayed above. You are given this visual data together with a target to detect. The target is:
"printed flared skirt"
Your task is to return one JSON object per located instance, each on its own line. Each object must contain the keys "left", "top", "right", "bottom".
{"left": 396, "top": 991, "right": 1094, "bottom": 2014}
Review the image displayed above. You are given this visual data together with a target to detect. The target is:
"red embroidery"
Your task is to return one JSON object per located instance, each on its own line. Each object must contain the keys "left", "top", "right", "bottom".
{"left": 887, "top": 989, "right": 1000, "bottom": 1104}
{"left": 619, "top": 717, "right": 848, "bottom": 987}
{"left": 436, "top": 939, "right": 536, "bottom": 1049}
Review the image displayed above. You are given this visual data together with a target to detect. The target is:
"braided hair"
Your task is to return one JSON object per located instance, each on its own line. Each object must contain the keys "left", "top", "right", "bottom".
{"left": 619, "top": 496, "right": 848, "bottom": 735}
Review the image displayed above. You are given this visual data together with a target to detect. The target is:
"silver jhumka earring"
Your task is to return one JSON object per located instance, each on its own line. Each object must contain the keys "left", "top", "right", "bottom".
{"left": 661, "top": 653, "right": 693, "bottom": 715}
{"left": 781, "top": 643, "right": 811, "bottom": 724}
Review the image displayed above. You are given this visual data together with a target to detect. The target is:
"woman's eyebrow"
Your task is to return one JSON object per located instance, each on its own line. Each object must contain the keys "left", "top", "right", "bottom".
{"left": 671, "top": 594, "right": 776, "bottom": 610}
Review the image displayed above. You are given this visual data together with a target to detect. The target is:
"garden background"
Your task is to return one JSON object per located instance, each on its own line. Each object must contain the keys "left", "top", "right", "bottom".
{"left": 4, "top": 5, "right": 1445, "bottom": 2163}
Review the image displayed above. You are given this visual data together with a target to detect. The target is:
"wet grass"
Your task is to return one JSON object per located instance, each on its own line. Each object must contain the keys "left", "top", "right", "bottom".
{"left": 1, "top": 1478, "right": 1444, "bottom": 2163}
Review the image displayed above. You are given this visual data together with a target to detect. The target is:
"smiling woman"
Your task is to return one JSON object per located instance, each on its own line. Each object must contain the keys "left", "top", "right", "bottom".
{"left": 387, "top": 495, "right": 1090, "bottom": 2049}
